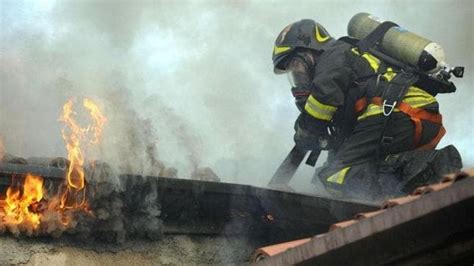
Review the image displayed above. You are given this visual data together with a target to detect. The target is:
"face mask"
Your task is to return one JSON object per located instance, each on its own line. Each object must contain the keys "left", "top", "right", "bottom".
{"left": 286, "top": 51, "right": 316, "bottom": 91}
{"left": 286, "top": 51, "right": 317, "bottom": 111}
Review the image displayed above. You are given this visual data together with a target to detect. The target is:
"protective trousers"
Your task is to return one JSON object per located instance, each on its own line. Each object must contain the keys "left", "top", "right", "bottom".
{"left": 315, "top": 111, "right": 444, "bottom": 200}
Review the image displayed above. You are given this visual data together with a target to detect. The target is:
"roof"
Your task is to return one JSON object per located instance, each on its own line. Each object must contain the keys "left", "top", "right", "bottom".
{"left": 0, "top": 161, "right": 377, "bottom": 249}
{"left": 252, "top": 168, "right": 474, "bottom": 265}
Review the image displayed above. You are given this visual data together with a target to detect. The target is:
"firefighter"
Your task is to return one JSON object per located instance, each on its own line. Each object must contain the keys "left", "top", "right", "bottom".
{"left": 272, "top": 19, "right": 455, "bottom": 199}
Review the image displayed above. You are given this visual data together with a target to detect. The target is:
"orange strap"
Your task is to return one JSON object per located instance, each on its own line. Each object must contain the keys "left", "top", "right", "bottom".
{"left": 410, "top": 117, "right": 423, "bottom": 147}
{"left": 417, "top": 125, "right": 446, "bottom": 150}
{"left": 354, "top": 98, "right": 367, "bottom": 113}
{"left": 370, "top": 97, "right": 443, "bottom": 125}
{"left": 354, "top": 96, "right": 444, "bottom": 149}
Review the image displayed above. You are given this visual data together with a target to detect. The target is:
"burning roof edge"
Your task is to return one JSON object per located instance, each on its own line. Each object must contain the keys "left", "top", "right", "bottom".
{"left": 252, "top": 168, "right": 474, "bottom": 265}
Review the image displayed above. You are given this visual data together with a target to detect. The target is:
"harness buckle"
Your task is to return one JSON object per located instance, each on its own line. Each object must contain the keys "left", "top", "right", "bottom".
{"left": 382, "top": 100, "right": 397, "bottom": 116}
{"left": 381, "top": 136, "right": 393, "bottom": 147}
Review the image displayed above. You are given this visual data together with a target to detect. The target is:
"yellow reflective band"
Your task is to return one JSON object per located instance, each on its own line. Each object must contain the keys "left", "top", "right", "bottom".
{"left": 405, "top": 86, "right": 436, "bottom": 98}
{"left": 403, "top": 86, "right": 437, "bottom": 108}
{"left": 326, "top": 167, "right": 350, "bottom": 184}
{"left": 304, "top": 95, "right": 337, "bottom": 121}
{"left": 351, "top": 48, "right": 381, "bottom": 72}
{"left": 361, "top": 53, "right": 381, "bottom": 72}
{"left": 274, "top": 46, "right": 291, "bottom": 55}
{"left": 315, "top": 26, "right": 330, "bottom": 42}
{"left": 357, "top": 87, "right": 438, "bottom": 120}
{"left": 357, "top": 104, "right": 400, "bottom": 120}
{"left": 383, "top": 67, "right": 396, "bottom": 81}
{"left": 351, "top": 48, "right": 360, "bottom": 55}
{"left": 403, "top": 98, "right": 437, "bottom": 108}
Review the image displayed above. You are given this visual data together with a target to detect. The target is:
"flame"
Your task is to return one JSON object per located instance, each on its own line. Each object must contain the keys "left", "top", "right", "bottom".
{"left": 60, "top": 99, "right": 86, "bottom": 190}
{"left": 59, "top": 98, "right": 106, "bottom": 210}
{"left": 0, "top": 98, "right": 106, "bottom": 235}
{"left": 0, "top": 174, "right": 44, "bottom": 230}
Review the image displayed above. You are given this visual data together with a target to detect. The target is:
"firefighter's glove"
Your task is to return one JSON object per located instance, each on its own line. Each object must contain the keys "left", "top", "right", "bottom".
{"left": 294, "top": 125, "right": 319, "bottom": 151}
{"left": 293, "top": 114, "right": 330, "bottom": 151}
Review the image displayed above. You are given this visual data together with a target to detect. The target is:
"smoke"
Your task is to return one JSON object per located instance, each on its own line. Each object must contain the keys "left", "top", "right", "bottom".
{"left": 0, "top": 161, "right": 162, "bottom": 243}
{"left": 0, "top": 0, "right": 472, "bottom": 193}
{"left": 0, "top": 136, "right": 4, "bottom": 161}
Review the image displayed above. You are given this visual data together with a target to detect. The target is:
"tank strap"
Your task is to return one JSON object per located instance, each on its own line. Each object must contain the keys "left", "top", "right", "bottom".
{"left": 369, "top": 97, "right": 443, "bottom": 147}
{"left": 380, "top": 72, "right": 419, "bottom": 117}
{"left": 357, "top": 21, "right": 398, "bottom": 53}
{"left": 417, "top": 125, "right": 446, "bottom": 150}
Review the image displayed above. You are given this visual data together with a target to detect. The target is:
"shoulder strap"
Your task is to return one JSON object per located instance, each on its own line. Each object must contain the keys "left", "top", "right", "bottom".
{"left": 338, "top": 36, "right": 359, "bottom": 46}
{"left": 357, "top": 21, "right": 398, "bottom": 53}
{"left": 381, "top": 72, "right": 419, "bottom": 116}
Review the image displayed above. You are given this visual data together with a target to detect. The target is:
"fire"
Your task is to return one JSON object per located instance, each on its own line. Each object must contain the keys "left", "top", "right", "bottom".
{"left": 0, "top": 174, "right": 44, "bottom": 230}
{"left": 0, "top": 98, "right": 106, "bottom": 236}
{"left": 59, "top": 98, "right": 106, "bottom": 210}
{"left": 60, "top": 99, "right": 86, "bottom": 190}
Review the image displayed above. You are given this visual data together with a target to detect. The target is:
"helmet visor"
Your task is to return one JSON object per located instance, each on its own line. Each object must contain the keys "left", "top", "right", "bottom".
{"left": 287, "top": 71, "right": 297, "bottom": 88}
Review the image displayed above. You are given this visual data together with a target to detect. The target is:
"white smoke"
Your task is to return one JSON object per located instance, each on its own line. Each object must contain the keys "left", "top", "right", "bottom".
{"left": 0, "top": 0, "right": 472, "bottom": 193}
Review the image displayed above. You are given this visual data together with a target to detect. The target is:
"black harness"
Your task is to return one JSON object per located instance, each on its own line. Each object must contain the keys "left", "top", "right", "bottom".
{"left": 338, "top": 23, "right": 419, "bottom": 155}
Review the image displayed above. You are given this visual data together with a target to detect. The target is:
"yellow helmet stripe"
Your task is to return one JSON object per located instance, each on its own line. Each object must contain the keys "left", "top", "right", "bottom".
{"left": 315, "top": 26, "right": 330, "bottom": 43}
{"left": 273, "top": 46, "right": 291, "bottom": 55}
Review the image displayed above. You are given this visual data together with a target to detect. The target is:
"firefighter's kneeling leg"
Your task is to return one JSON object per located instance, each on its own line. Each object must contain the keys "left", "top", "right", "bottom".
{"left": 316, "top": 145, "right": 463, "bottom": 201}
{"left": 316, "top": 163, "right": 384, "bottom": 200}
{"left": 382, "top": 145, "right": 463, "bottom": 193}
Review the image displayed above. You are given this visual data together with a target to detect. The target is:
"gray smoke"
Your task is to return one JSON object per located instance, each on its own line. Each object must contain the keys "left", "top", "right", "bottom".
{"left": 80, "top": 165, "right": 163, "bottom": 243}
{"left": 0, "top": 160, "right": 162, "bottom": 243}
{"left": 0, "top": 0, "right": 472, "bottom": 194}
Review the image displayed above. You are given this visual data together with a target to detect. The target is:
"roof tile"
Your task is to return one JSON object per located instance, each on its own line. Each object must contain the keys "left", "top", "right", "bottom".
{"left": 253, "top": 168, "right": 474, "bottom": 263}
{"left": 354, "top": 209, "right": 386, "bottom": 219}
{"left": 251, "top": 238, "right": 311, "bottom": 263}
{"left": 329, "top": 219, "right": 358, "bottom": 231}
{"left": 412, "top": 181, "right": 453, "bottom": 195}
{"left": 382, "top": 195, "right": 421, "bottom": 209}
{"left": 442, "top": 169, "right": 472, "bottom": 183}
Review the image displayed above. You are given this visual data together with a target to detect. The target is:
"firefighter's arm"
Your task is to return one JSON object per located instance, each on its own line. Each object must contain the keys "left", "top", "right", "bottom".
{"left": 306, "top": 46, "right": 354, "bottom": 121}
{"left": 294, "top": 47, "right": 354, "bottom": 150}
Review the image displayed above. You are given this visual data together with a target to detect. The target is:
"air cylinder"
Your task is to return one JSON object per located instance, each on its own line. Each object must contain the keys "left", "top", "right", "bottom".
{"left": 347, "top": 12, "right": 446, "bottom": 73}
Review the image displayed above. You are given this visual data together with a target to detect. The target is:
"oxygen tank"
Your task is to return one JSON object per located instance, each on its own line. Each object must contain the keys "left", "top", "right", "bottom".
{"left": 347, "top": 12, "right": 446, "bottom": 73}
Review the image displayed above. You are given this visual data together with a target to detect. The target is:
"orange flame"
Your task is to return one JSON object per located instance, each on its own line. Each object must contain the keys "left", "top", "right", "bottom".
{"left": 0, "top": 174, "right": 44, "bottom": 230}
{"left": 0, "top": 98, "right": 106, "bottom": 235}
{"left": 60, "top": 99, "right": 86, "bottom": 190}
{"left": 59, "top": 98, "right": 106, "bottom": 210}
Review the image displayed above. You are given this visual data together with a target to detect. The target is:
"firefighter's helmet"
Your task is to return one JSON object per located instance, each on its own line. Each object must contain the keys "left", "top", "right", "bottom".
{"left": 272, "top": 19, "right": 334, "bottom": 74}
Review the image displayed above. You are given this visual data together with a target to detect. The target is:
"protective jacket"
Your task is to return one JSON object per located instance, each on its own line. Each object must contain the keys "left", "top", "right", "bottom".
{"left": 300, "top": 39, "right": 444, "bottom": 145}
{"left": 297, "top": 39, "right": 446, "bottom": 198}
